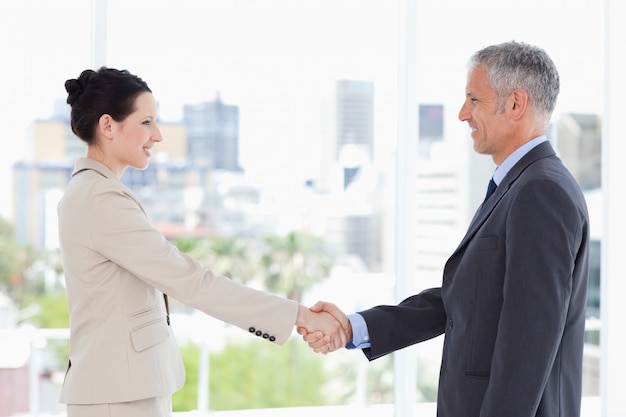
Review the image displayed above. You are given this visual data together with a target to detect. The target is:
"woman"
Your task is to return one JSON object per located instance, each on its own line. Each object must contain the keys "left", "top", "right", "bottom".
{"left": 59, "top": 67, "right": 345, "bottom": 416}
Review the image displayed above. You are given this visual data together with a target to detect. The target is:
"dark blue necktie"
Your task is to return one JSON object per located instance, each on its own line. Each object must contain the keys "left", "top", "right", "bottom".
{"left": 484, "top": 178, "right": 497, "bottom": 202}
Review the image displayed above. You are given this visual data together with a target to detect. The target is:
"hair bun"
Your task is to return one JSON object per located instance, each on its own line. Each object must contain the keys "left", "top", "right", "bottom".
{"left": 65, "top": 69, "right": 96, "bottom": 106}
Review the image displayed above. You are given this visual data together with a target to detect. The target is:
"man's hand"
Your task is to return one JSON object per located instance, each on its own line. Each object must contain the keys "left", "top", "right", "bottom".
{"left": 295, "top": 304, "right": 348, "bottom": 354}
{"left": 296, "top": 301, "right": 353, "bottom": 354}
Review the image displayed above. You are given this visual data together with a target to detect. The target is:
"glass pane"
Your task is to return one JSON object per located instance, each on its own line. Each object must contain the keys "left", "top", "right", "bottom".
{"left": 1, "top": 0, "right": 606, "bottom": 415}
{"left": 1, "top": 2, "right": 91, "bottom": 415}
{"left": 104, "top": 0, "right": 398, "bottom": 412}
{"left": 1, "top": 1, "right": 92, "bottom": 218}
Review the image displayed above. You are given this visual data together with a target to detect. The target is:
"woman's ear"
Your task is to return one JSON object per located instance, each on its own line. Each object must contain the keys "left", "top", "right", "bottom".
{"left": 508, "top": 88, "right": 528, "bottom": 120}
{"left": 98, "top": 114, "right": 114, "bottom": 139}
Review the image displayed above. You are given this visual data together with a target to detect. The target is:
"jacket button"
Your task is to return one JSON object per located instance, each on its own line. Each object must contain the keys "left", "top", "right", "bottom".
{"left": 255, "top": 330, "right": 262, "bottom": 337}
{"left": 269, "top": 336, "right": 276, "bottom": 342}
{"left": 448, "top": 319, "right": 454, "bottom": 330}
{"left": 262, "top": 333, "right": 269, "bottom": 339}
{"left": 249, "top": 327, "right": 256, "bottom": 333}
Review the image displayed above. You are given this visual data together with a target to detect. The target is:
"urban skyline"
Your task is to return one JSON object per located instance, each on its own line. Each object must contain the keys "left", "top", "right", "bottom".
{"left": 0, "top": 3, "right": 613, "bottom": 414}
{"left": 0, "top": 0, "right": 606, "bottom": 220}
{"left": 12, "top": 76, "right": 392, "bottom": 275}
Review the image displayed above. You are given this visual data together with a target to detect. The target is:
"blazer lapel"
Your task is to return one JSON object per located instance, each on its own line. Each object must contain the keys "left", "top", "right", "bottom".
{"left": 449, "top": 141, "right": 557, "bottom": 258}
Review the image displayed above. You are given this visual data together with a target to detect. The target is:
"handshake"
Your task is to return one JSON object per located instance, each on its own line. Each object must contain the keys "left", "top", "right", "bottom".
{"left": 295, "top": 301, "right": 353, "bottom": 354}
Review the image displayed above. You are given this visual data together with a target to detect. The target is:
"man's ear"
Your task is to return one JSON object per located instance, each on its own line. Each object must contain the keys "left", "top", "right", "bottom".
{"left": 98, "top": 114, "right": 114, "bottom": 139}
{"left": 508, "top": 88, "right": 528, "bottom": 120}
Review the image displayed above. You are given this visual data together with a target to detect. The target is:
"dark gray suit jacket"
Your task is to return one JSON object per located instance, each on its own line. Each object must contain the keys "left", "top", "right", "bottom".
{"left": 359, "top": 141, "right": 589, "bottom": 417}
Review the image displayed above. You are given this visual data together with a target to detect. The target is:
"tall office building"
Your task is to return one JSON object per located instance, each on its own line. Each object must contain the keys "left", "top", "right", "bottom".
{"left": 555, "top": 111, "right": 602, "bottom": 347}
{"left": 335, "top": 80, "right": 374, "bottom": 189}
{"left": 183, "top": 93, "right": 242, "bottom": 171}
{"left": 12, "top": 115, "right": 199, "bottom": 248}
{"left": 13, "top": 103, "right": 83, "bottom": 247}
{"left": 323, "top": 80, "right": 382, "bottom": 271}
{"left": 556, "top": 112, "right": 602, "bottom": 191}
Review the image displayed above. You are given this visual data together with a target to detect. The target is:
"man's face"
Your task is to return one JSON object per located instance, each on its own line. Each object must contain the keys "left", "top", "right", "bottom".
{"left": 458, "top": 66, "right": 511, "bottom": 164}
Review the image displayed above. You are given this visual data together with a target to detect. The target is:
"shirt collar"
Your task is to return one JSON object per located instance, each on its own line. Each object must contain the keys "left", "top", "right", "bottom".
{"left": 492, "top": 135, "right": 548, "bottom": 185}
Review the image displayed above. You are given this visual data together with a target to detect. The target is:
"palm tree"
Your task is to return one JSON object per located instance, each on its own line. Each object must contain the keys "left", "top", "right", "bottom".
{"left": 175, "top": 236, "right": 257, "bottom": 286}
{"left": 259, "top": 231, "right": 332, "bottom": 304}
{"left": 207, "top": 236, "right": 257, "bottom": 285}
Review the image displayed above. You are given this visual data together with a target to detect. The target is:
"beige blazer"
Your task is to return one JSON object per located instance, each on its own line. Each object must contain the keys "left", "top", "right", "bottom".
{"left": 57, "top": 158, "right": 298, "bottom": 404}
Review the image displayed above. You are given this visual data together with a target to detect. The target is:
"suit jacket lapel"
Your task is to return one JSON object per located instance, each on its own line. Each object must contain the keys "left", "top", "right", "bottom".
{"left": 449, "top": 141, "right": 557, "bottom": 259}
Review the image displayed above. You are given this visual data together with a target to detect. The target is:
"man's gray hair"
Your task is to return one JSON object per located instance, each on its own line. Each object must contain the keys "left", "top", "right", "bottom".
{"left": 469, "top": 41, "right": 560, "bottom": 125}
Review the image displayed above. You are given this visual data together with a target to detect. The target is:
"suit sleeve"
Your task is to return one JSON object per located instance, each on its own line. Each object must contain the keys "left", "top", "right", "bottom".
{"left": 89, "top": 184, "right": 298, "bottom": 345}
{"left": 479, "top": 179, "right": 586, "bottom": 416}
{"left": 359, "top": 287, "right": 447, "bottom": 360}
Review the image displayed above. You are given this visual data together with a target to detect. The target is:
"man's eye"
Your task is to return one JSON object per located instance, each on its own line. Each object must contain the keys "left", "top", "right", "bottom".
{"left": 142, "top": 120, "right": 151, "bottom": 125}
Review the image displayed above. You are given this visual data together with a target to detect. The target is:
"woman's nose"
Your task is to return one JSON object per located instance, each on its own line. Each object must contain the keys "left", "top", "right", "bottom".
{"left": 153, "top": 126, "right": 163, "bottom": 142}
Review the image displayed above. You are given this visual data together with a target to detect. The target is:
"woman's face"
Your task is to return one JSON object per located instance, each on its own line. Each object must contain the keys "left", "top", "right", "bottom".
{"left": 108, "top": 92, "right": 162, "bottom": 176}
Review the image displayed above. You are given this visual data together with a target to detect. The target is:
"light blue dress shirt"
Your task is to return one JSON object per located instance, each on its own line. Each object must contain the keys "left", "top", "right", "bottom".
{"left": 345, "top": 135, "right": 549, "bottom": 350}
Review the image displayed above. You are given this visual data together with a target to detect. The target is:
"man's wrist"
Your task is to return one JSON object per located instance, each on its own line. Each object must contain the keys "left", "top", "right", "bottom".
{"left": 347, "top": 313, "right": 371, "bottom": 349}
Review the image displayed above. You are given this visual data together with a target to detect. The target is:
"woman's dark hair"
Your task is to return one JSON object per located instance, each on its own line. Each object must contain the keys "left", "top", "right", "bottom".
{"left": 65, "top": 67, "right": 151, "bottom": 144}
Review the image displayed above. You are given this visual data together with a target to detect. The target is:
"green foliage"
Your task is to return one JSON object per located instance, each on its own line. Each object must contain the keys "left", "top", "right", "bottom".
{"left": 260, "top": 231, "right": 332, "bottom": 303}
{"left": 173, "top": 339, "right": 331, "bottom": 412}
{"left": 172, "top": 343, "right": 201, "bottom": 411}
{"left": 0, "top": 216, "right": 40, "bottom": 295}
{"left": 173, "top": 237, "right": 202, "bottom": 254}
{"left": 416, "top": 356, "right": 439, "bottom": 402}
{"left": 170, "top": 231, "right": 340, "bottom": 411}
{"left": 2, "top": 220, "right": 342, "bottom": 410}
{"left": 25, "top": 291, "right": 70, "bottom": 328}
{"left": 175, "top": 231, "right": 333, "bottom": 304}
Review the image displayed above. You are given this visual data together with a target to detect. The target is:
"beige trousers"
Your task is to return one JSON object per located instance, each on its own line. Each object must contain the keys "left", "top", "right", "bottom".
{"left": 66, "top": 396, "right": 172, "bottom": 417}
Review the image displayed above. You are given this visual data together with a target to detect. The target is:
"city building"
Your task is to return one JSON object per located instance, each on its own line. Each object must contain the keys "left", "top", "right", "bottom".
{"left": 11, "top": 107, "right": 218, "bottom": 248}
{"left": 183, "top": 93, "right": 242, "bottom": 172}
{"left": 556, "top": 112, "right": 602, "bottom": 191}
{"left": 319, "top": 80, "right": 382, "bottom": 271}
{"left": 335, "top": 79, "right": 375, "bottom": 189}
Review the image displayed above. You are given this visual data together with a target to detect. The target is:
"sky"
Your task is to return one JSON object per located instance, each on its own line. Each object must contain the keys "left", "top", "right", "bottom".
{"left": 0, "top": 0, "right": 606, "bottom": 219}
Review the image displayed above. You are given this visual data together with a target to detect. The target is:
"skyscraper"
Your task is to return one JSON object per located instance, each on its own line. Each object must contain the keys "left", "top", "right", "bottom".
{"left": 335, "top": 80, "right": 374, "bottom": 189}
{"left": 183, "top": 93, "right": 242, "bottom": 171}
{"left": 323, "top": 79, "right": 382, "bottom": 271}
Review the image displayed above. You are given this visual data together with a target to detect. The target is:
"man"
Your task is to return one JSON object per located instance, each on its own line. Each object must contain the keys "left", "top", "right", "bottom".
{"left": 301, "top": 41, "right": 590, "bottom": 417}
